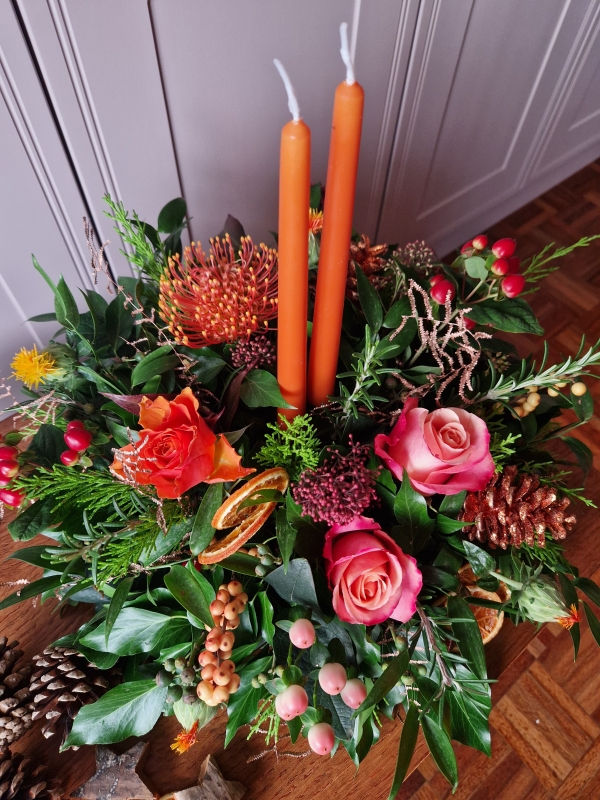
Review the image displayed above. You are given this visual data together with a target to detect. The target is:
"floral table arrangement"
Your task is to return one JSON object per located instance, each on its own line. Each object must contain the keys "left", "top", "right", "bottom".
{"left": 1, "top": 25, "right": 600, "bottom": 799}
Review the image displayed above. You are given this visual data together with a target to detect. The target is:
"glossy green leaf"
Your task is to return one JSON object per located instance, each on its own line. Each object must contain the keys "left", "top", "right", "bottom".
{"left": 190, "top": 484, "right": 223, "bottom": 555}
{"left": 562, "top": 436, "right": 593, "bottom": 478}
{"left": 27, "top": 424, "right": 66, "bottom": 468}
{"left": 464, "top": 256, "right": 487, "bottom": 280}
{"left": 584, "top": 603, "right": 600, "bottom": 647}
{"left": 448, "top": 687, "right": 491, "bottom": 755}
{"left": 275, "top": 508, "right": 297, "bottom": 572}
{"left": 264, "top": 559, "right": 320, "bottom": 612}
{"left": 239, "top": 369, "right": 294, "bottom": 408}
{"left": 7, "top": 500, "right": 53, "bottom": 541}
{"left": 183, "top": 347, "right": 227, "bottom": 383}
{"left": 392, "top": 471, "right": 434, "bottom": 554}
{"left": 237, "top": 489, "right": 283, "bottom": 510}
{"left": 573, "top": 577, "right": 600, "bottom": 607}
{"left": 80, "top": 608, "right": 189, "bottom": 655}
{"left": 131, "top": 346, "right": 179, "bottom": 387}
{"left": 354, "top": 650, "right": 409, "bottom": 717}
{"left": 387, "top": 704, "right": 420, "bottom": 799}
{"left": 219, "top": 552, "right": 262, "bottom": 576}
{"left": 439, "top": 491, "right": 467, "bottom": 517}
{"left": 105, "top": 295, "right": 134, "bottom": 350}
{"left": 466, "top": 298, "right": 543, "bottom": 335}
{"left": 355, "top": 264, "right": 383, "bottom": 332}
{"left": 157, "top": 197, "right": 187, "bottom": 233}
{"left": 256, "top": 591, "right": 275, "bottom": 645}
{"left": 0, "top": 575, "right": 62, "bottom": 611}
{"left": 164, "top": 565, "right": 213, "bottom": 628}
{"left": 571, "top": 388, "right": 594, "bottom": 422}
{"left": 447, "top": 595, "right": 486, "bottom": 680}
{"left": 28, "top": 312, "right": 57, "bottom": 323}
{"left": 63, "top": 681, "right": 167, "bottom": 748}
{"left": 421, "top": 713, "right": 458, "bottom": 789}
{"left": 225, "top": 656, "right": 271, "bottom": 746}
{"left": 436, "top": 514, "right": 467, "bottom": 534}
{"left": 105, "top": 577, "right": 135, "bottom": 647}
{"left": 462, "top": 540, "right": 496, "bottom": 576}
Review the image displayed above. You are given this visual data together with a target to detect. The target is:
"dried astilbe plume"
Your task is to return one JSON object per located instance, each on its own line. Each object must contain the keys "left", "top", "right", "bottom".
{"left": 159, "top": 235, "right": 278, "bottom": 348}
{"left": 346, "top": 235, "right": 389, "bottom": 299}
{"left": 459, "top": 465, "right": 577, "bottom": 549}
{"left": 391, "top": 280, "right": 492, "bottom": 404}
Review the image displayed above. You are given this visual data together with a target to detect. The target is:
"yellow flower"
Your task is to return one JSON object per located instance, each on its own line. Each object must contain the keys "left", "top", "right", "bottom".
{"left": 11, "top": 345, "right": 58, "bottom": 389}
{"left": 309, "top": 208, "right": 323, "bottom": 234}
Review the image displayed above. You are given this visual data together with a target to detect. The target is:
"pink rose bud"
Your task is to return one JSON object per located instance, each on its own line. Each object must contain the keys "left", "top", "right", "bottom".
{"left": 429, "top": 273, "right": 445, "bottom": 287}
{"left": 340, "top": 678, "right": 368, "bottom": 709}
{"left": 507, "top": 256, "right": 521, "bottom": 274}
{"left": 318, "top": 663, "right": 347, "bottom": 696}
{"left": 275, "top": 685, "right": 309, "bottom": 721}
{"left": 289, "top": 618, "right": 316, "bottom": 649}
{"left": 490, "top": 257, "right": 510, "bottom": 276}
{"left": 491, "top": 238, "right": 516, "bottom": 259}
{"left": 430, "top": 280, "right": 456, "bottom": 304}
{"left": 471, "top": 234, "right": 488, "bottom": 250}
{"left": 308, "top": 722, "right": 336, "bottom": 755}
{"left": 501, "top": 274, "right": 525, "bottom": 298}
{"left": 460, "top": 240, "right": 474, "bottom": 254}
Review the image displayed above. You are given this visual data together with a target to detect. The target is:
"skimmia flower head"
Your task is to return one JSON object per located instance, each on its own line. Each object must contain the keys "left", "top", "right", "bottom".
{"left": 159, "top": 234, "right": 278, "bottom": 348}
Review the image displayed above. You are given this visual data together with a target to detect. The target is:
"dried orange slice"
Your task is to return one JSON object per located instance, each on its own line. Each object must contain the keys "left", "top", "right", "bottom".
{"left": 458, "top": 563, "right": 478, "bottom": 586}
{"left": 197, "top": 468, "right": 289, "bottom": 565}
{"left": 466, "top": 586, "right": 504, "bottom": 645}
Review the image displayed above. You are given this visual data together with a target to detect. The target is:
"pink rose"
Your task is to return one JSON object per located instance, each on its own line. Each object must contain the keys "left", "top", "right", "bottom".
{"left": 323, "top": 516, "right": 422, "bottom": 625}
{"left": 374, "top": 398, "right": 494, "bottom": 496}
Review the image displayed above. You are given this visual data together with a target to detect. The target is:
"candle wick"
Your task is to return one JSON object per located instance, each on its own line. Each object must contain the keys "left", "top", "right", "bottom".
{"left": 339, "top": 22, "right": 355, "bottom": 85}
{"left": 273, "top": 59, "right": 301, "bottom": 123}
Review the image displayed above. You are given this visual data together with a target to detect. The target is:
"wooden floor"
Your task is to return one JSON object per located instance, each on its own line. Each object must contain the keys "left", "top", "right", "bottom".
{"left": 0, "top": 160, "right": 599, "bottom": 798}
{"left": 404, "top": 157, "right": 600, "bottom": 800}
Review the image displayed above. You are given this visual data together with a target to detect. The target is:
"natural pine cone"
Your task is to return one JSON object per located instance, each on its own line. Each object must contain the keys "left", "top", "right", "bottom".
{"left": 0, "top": 747, "right": 62, "bottom": 800}
{"left": 459, "top": 465, "right": 577, "bottom": 549}
{"left": 29, "top": 647, "right": 110, "bottom": 747}
{"left": 346, "top": 235, "right": 390, "bottom": 300}
{"left": 0, "top": 638, "right": 34, "bottom": 746}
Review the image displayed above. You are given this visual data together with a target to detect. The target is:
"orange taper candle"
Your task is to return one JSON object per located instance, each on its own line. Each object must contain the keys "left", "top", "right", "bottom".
{"left": 274, "top": 60, "right": 311, "bottom": 421}
{"left": 308, "top": 24, "right": 364, "bottom": 407}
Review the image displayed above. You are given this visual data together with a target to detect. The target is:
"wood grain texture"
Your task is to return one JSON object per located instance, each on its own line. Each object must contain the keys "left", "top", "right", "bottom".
{"left": 1, "top": 158, "right": 600, "bottom": 798}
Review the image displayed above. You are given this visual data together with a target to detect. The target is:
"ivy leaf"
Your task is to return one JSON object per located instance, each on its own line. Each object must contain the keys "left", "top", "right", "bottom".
{"left": 131, "top": 346, "right": 179, "bottom": 387}
{"left": 447, "top": 595, "right": 487, "bottom": 680}
{"left": 275, "top": 508, "right": 297, "bottom": 572}
{"left": 392, "top": 471, "right": 434, "bottom": 555}
{"left": 316, "top": 686, "right": 354, "bottom": 740}
{"left": 190, "top": 484, "right": 223, "bottom": 555}
{"left": 80, "top": 608, "right": 189, "bottom": 655}
{"left": 7, "top": 500, "right": 53, "bottom": 541}
{"left": 387, "top": 704, "right": 420, "bottom": 799}
{"left": 164, "top": 565, "right": 214, "bottom": 628}
{"left": 421, "top": 713, "right": 458, "bottom": 789}
{"left": 239, "top": 369, "right": 294, "bottom": 409}
{"left": 466, "top": 298, "right": 543, "bottom": 335}
{"left": 264, "top": 559, "right": 320, "bottom": 612}
{"left": 354, "top": 650, "right": 409, "bottom": 717}
{"left": 62, "top": 681, "right": 167, "bottom": 748}
{"left": 355, "top": 264, "right": 383, "bottom": 332}
{"left": 28, "top": 424, "right": 66, "bottom": 467}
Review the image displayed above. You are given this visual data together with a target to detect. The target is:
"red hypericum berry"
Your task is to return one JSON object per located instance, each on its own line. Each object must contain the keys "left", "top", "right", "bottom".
{"left": 491, "top": 238, "right": 516, "bottom": 259}
{"left": 308, "top": 722, "right": 336, "bottom": 756}
{"left": 464, "top": 317, "right": 476, "bottom": 330}
{"left": 289, "top": 618, "right": 316, "bottom": 649}
{"left": 429, "top": 273, "right": 445, "bottom": 287}
{"left": 430, "top": 280, "right": 456, "bottom": 304}
{"left": 60, "top": 450, "right": 80, "bottom": 467}
{"left": 0, "top": 476, "right": 12, "bottom": 488}
{"left": 66, "top": 420, "right": 87, "bottom": 432}
{"left": 0, "top": 461, "right": 19, "bottom": 480}
{"left": 0, "top": 446, "right": 18, "bottom": 461}
{"left": 501, "top": 274, "right": 526, "bottom": 298}
{"left": 490, "top": 257, "right": 510, "bottom": 276}
{"left": 472, "top": 234, "right": 488, "bottom": 250}
{"left": 64, "top": 428, "right": 93, "bottom": 453}
{"left": 0, "top": 489, "right": 25, "bottom": 508}
{"left": 507, "top": 256, "right": 521, "bottom": 274}
{"left": 460, "top": 240, "right": 474, "bottom": 254}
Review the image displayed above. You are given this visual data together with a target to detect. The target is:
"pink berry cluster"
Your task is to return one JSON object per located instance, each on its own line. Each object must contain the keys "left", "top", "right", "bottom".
{"left": 0, "top": 440, "right": 24, "bottom": 509}
{"left": 60, "top": 420, "right": 93, "bottom": 467}
{"left": 277, "top": 618, "right": 368, "bottom": 756}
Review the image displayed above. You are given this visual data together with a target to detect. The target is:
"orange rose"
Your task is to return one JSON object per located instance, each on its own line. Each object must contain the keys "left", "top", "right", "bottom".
{"left": 111, "top": 387, "right": 253, "bottom": 499}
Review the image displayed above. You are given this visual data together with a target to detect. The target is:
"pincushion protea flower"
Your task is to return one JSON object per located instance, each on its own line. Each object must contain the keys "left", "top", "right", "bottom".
{"left": 11, "top": 345, "right": 58, "bottom": 389}
{"left": 171, "top": 721, "right": 199, "bottom": 754}
{"left": 309, "top": 208, "right": 323, "bottom": 234}
{"left": 159, "top": 234, "right": 278, "bottom": 348}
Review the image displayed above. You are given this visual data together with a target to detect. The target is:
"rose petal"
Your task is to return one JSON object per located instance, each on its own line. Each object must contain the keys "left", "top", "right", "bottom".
{"left": 205, "top": 434, "right": 255, "bottom": 484}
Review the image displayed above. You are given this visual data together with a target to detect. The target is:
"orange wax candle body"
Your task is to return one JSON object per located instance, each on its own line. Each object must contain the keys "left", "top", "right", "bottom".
{"left": 277, "top": 118, "right": 311, "bottom": 421}
{"left": 308, "top": 80, "right": 364, "bottom": 407}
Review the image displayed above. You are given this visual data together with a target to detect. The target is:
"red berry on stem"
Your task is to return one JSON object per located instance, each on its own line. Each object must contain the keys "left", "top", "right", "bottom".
{"left": 430, "top": 280, "right": 456, "bottom": 304}
{"left": 0, "top": 476, "right": 12, "bottom": 488}
{"left": 289, "top": 618, "right": 316, "bottom": 649}
{"left": 472, "top": 234, "right": 488, "bottom": 250}
{"left": 318, "top": 662, "right": 347, "bottom": 696}
{"left": 66, "top": 420, "right": 87, "bottom": 432}
{"left": 64, "top": 428, "right": 93, "bottom": 453}
{"left": 460, "top": 240, "right": 474, "bottom": 254}
{"left": 491, "top": 238, "right": 516, "bottom": 259}
{"left": 464, "top": 317, "right": 476, "bottom": 330}
{"left": 501, "top": 274, "right": 525, "bottom": 298}
{"left": 0, "top": 489, "right": 25, "bottom": 508}
{"left": 0, "top": 446, "right": 18, "bottom": 461}
{"left": 429, "top": 273, "right": 445, "bottom": 287}
{"left": 0, "top": 461, "right": 19, "bottom": 480}
{"left": 308, "top": 723, "right": 336, "bottom": 755}
{"left": 60, "top": 450, "right": 80, "bottom": 467}
{"left": 490, "top": 257, "right": 510, "bottom": 276}
{"left": 507, "top": 256, "right": 520, "bottom": 274}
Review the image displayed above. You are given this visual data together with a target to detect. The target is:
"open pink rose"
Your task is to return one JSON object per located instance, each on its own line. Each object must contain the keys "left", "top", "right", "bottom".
{"left": 374, "top": 398, "right": 494, "bottom": 496}
{"left": 323, "top": 516, "right": 422, "bottom": 625}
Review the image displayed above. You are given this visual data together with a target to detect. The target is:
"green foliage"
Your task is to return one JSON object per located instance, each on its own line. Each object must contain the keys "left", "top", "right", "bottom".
{"left": 489, "top": 431, "right": 521, "bottom": 470}
{"left": 256, "top": 414, "right": 321, "bottom": 480}
{"left": 522, "top": 236, "right": 600, "bottom": 288}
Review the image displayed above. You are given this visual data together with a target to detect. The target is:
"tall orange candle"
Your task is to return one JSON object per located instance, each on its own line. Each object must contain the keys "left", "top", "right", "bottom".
{"left": 274, "top": 60, "right": 311, "bottom": 421}
{"left": 308, "top": 24, "right": 364, "bottom": 407}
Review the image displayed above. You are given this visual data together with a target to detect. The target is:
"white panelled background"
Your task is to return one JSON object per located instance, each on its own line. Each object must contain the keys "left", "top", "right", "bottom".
{"left": 2, "top": 0, "right": 600, "bottom": 383}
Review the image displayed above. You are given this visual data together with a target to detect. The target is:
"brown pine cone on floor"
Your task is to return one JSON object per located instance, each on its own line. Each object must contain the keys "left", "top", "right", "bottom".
{"left": 0, "top": 747, "right": 62, "bottom": 799}
{"left": 29, "top": 647, "right": 110, "bottom": 747}
{"left": 459, "top": 465, "right": 577, "bottom": 549}
{"left": 0, "top": 639, "right": 34, "bottom": 746}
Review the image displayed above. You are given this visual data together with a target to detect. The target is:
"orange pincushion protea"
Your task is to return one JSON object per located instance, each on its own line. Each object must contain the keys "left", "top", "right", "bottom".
{"left": 171, "top": 721, "right": 199, "bottom": 754}
{"left": 158, "top": 235, "right": 278, "bottom": 348}
{"left": 557, "top": 604, "right": 583, "bottom": 630}
{"left": 309, "top": 208, "right": 323, "bottom": 234}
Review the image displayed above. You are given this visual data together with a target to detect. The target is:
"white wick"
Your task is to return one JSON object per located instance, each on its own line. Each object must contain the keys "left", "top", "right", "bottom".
{"left": 339, "top": 22, "right": 355, "bottom": 85}
{"left": 273, "top": 59, "right": 301, "bottom": 122}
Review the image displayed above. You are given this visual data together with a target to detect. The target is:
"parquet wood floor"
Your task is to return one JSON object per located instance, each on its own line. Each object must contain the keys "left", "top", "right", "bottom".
{"left": 405, "top": 157, "right": 600, "bottom": 800}
{"left": 0, "top": 160, "right": 599, "bottom": 798}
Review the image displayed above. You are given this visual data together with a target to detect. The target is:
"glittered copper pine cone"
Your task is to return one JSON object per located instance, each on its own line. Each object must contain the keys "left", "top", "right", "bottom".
{"left": 346, "top": 235, "right": 390, "bottom": 300}
{"left": 459, "top": 465, "right": 576, "bottom": 549}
